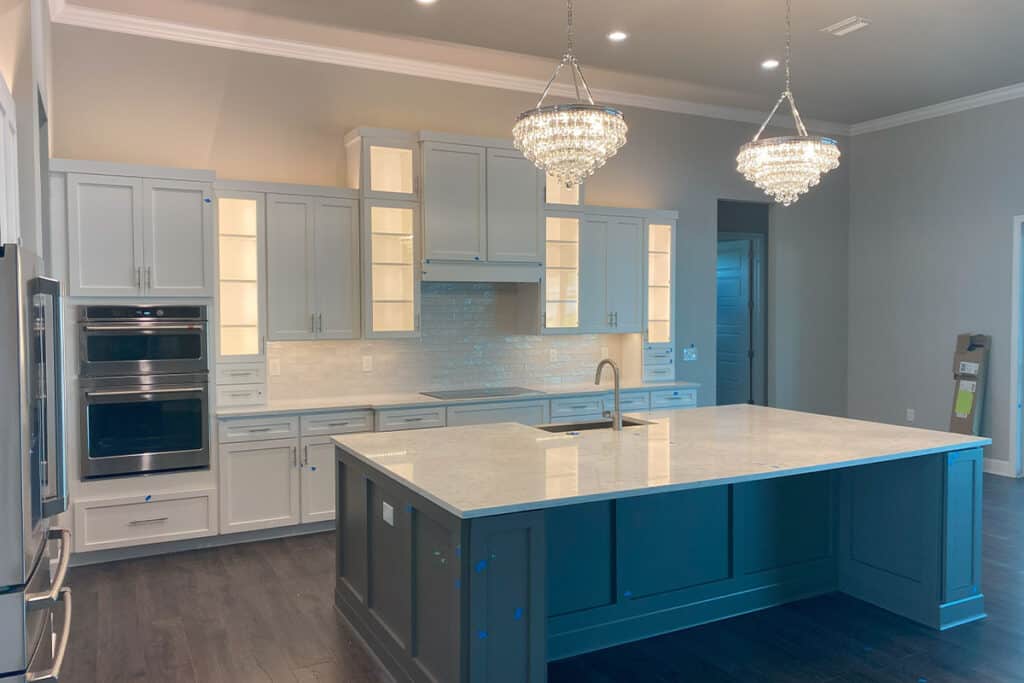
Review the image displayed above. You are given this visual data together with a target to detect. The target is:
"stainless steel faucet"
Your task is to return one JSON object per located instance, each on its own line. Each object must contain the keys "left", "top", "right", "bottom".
{"left": 595, "top": 358, "right": 622, "bottom": 431}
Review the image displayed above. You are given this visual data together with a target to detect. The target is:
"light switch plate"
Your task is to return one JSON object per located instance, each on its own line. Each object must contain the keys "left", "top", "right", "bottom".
{"left": 362, "top": 355, "right": 373, "bottom": 372}
{"left": 268, "top": 358, "right": 281, "bottom": 376}
{"left": 683, "top": 346, "right": 698, "bottom": 362}
{"left": 382, "top": 501, "right": 394, "bottom": 526}
{"left": 906, "top": 408, "right": 916, "bottom": 423}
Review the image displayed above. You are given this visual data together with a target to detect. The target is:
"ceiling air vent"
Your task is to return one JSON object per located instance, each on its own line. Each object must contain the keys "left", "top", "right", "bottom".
{"left": 820, "top": 16, "right": 871, "bottom": 37}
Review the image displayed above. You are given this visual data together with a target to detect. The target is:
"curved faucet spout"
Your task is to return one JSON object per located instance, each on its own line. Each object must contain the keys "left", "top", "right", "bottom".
{"left": 595, "top": 359, "right": 622, "bottom": 431}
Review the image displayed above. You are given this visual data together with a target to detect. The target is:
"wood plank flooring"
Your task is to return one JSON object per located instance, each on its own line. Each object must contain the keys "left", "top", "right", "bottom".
{"left": 63, "top": 474, "right": 1024, "bottom": 682}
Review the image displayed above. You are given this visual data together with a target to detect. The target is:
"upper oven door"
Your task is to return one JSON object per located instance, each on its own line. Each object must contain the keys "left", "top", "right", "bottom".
{"left": 78, "top": 321, "right": 208, "bottom": 377}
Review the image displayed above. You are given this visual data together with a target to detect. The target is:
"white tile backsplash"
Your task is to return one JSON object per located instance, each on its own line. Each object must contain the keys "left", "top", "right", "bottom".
{"left": 268, "top": 283, "right": 623, "bottom": 399}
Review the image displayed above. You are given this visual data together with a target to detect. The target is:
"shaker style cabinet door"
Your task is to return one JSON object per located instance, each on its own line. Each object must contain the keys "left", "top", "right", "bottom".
{"left": 313, "top": 197, "right": 360, "bottom": 340}
{"left": 66, "top": 173, "right": 145, "bottom": 297}
{"left": 142, "top": 179, "right": 214, "bottom": 297}
{"left": 220, "top": 439, "right": 301, "bottom": 534}
{"left": 421, "top": 142, "right": 487, "bottom": 262}
{"left": 300, "top": 438, "right": 337, "bottom": 523}
{"left": 486, "top": 148, "right": 543, "bottom": 263}
{"left": 266, "top": 194, "right": 315, "bottom": 341}
{"left": 579, "top": 215, "right": 612, "bottom": 333}
{"left": 605, "top": 217, "right": 644, "bottom": 333}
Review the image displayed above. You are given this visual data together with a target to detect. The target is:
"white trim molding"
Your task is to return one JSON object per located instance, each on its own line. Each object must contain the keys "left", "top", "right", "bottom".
{"left": 1006, "top": 215, "right": 1024, "bottom": 478}
{"left": 48, "top": 0, "right": 847, "bottom": 137}
{"left": 48, "top": 0, "right": 1024, "bottom": 138}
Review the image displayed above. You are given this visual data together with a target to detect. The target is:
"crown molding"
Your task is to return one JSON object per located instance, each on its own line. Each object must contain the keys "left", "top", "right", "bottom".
{"left": 850, "top": 81, "right": 1024, "bottom": 135}
{"left": 48, "top": 0, "right": 849, "bottom": 137}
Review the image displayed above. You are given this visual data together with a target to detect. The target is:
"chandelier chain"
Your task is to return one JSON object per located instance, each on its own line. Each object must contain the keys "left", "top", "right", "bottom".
{"left": 785, "top": 0, "right": 792, "bottom": 92}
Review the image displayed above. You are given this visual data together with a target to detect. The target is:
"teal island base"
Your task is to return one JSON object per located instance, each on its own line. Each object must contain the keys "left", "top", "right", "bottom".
{"left": 333, "top": 446, "right": 984, "bottom": 683}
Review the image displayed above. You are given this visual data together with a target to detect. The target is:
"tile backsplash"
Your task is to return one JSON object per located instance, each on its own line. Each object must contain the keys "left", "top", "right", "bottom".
{"left": 268, "top": 283, "right": 624, "bottom": 399}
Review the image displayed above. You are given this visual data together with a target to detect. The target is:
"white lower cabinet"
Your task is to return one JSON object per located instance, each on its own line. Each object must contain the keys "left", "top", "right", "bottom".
{"left": 550, "top": 395, "right": 607, "bottom": 423}
{"left": 300, "top": 437, "right": 337, "bottom": 523}
{"left": 73, "top": 489, "right": 217, "bottom": 553}
{"left": 220, "top": 437, "right": 301, "bottom": 534}
{"left": 446, "top": 400, "right": 550, "bottom": 427}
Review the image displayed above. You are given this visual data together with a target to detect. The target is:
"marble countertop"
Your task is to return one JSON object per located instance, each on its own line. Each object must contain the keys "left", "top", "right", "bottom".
{"left": 333, "top": 405, "right": 990, "bottom": 519}
{"left": 216, "top": 380, "right": 701, "bottom": 417}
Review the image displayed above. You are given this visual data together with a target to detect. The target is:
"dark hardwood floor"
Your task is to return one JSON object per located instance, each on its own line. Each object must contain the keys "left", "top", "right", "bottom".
{"left": 63, "top": 474, "right": 1024, "bottom": 682}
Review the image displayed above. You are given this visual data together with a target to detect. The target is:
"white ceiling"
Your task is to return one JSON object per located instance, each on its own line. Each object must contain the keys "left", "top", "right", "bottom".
{"left": 64, "top": 0, "right": 1024, "bottom": 124}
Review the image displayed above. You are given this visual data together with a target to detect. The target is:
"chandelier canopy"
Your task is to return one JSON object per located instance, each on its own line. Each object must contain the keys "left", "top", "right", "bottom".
{"left": 737, "top": 0, "right": 840, "bottom": 206}
{"left": 513, "top": 0, "right": 627, "bottom": 187}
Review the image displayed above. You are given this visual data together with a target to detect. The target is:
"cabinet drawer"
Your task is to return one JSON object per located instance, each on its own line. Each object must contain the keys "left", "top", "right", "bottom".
{"left": 74, "top": 489, "right": 217, "bottom": 552}
{"left": 301, "top": 410, "right": 374, "bottom": 437}
{"left": 644, "top": 344, "right": 674, "bottom": 359}
{"left": 651, "top": 388, "right": 697, "bottom": 409}
{"left": 216, "top": 363, "right": 267, "bottom": 385}
{"left": 218, "top": 415, "right": 299, "bottom": 443}
{"left": 376, "top": 406, "right": 446, "bottom": 432}
{"left": 643, "top": 365, "right": 676, "bottom": 382}
{"left": 550, "top": 395, "right": 606, "bottom": 419}
{"left": 216, "top": 384, "right": 266, "bottom": 407}
{"left": 606, "top": 392, "right": 651, "bottom": 413}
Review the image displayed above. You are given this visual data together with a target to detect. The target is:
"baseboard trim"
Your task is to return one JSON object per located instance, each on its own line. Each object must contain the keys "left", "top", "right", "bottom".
{"left": 69, "top": 520, "right": 335, "bottom": 567}
{"left": 984, "top": 458, "right": 1020, "bottom": 478}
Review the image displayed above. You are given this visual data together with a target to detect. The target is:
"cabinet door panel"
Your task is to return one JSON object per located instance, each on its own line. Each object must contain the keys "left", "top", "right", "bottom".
{"left": 221, "top": 439, "right": 300, "bottom": 533}
{"left": 313, "top": 197, "right": 360, "bottom": 339}
{"left": 67, "top": 174, "right": 143, "bottom": 296}
{"left": 422, "top": 142, "right": 486, "bottom": 261}
{"left": 579, "top": 216, "right": 610, "bottom": 333}
{"left": 266, "top": 194, "right": 314, "bottom": 340}
{"left": 301, "top": 439, "right": 337, "bottom": 523}
{"left": 143, "top": 179, "right": 213, "bottom": 296}
{"left": 605, "top": 218, "right": 644, "bottom": 332}
{"left": 486, "top": 149, "right": 543, "bottom": 263}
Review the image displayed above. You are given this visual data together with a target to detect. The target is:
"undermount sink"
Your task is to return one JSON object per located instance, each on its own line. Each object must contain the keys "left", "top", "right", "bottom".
{"left": 537, "top": 417, "right": 651, "bottom": 433}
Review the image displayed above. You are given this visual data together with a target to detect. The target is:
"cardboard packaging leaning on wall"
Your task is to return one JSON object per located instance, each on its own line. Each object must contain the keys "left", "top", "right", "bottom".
{"left": 949, "top": 333, "right": 991, "bottom": 436}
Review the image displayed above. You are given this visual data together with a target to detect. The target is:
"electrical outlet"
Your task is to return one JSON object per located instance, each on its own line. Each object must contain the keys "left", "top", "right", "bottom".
{"left": 906, "top": 408, "right": 916, "bottom": 423}
{"left": 549, "top": 348, "right": 558, "bottom": 363}
{"left": 600, "top": 346, "right": 609, "bottom": 359}
{"left": 362, "top": 355, "right": 373, "bottom": 372}
{"left": 268, "top": 358, "right": 281, "bottom": 376}
{"left": 683, "top": 345, "right": 698, "bottom": 362}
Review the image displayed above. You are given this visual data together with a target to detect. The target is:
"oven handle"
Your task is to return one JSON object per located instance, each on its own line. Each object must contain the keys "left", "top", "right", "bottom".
{"left": 82, "top": 324, "right": 203, "bottom": 332}
{"left": 85, "top": 387, "right": 206, "bottom": 398}
{"left": 25, "top": 587, "right": 72, "bottom": 683}
{"left": 25, "top": 528, "right": 71, "bottom": 608}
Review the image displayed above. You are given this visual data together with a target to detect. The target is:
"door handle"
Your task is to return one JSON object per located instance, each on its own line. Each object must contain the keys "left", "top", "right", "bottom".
{"left": 146, "top": 266, "right": 152, "bottom": 290}
{"left": 86, "top": 387, "right": 204, "bottom": 397}
{"left": 303, "top": 444, "right": 309, "bottom": 466}
{"left": 25, "top": 528, "right": 71, "bottom": 607}
{"left": 25, "top": 587, "right": 71, "bottom": 683}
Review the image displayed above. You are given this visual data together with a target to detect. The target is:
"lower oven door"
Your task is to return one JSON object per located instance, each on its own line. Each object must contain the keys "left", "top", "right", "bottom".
{"left": 80, "top": 376, "right": 210, "bottom": 478}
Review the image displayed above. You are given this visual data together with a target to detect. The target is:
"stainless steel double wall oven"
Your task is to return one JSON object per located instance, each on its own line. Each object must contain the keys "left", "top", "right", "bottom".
{"left": 78, "top": 305, "right": 210, "bottom": 478}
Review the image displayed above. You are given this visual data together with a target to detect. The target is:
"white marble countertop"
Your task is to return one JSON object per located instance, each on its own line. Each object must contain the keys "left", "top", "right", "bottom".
{"left": 333, "top": 405, "right": 991, "bottom": 519}
{"left": 216, "top": 380, "right": 700, "bottom": 417}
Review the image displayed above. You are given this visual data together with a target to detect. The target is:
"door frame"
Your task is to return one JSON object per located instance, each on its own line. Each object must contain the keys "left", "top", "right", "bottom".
{"left": 716, "top": 233, "right": 767, "bottom": 405}
{"left": 1005, "top": 216, "right": 1024, "bottom": 477}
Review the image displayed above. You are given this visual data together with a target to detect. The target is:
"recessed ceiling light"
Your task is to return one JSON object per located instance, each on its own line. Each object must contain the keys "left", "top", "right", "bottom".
{"left": 416, "top": 0, "right": 437, "bottom": 5}
{"left": 607, "top": 31, "right": 628, "bottom": 42}
{"left": 761, "top": 58, "right": 780, "bottom": 70}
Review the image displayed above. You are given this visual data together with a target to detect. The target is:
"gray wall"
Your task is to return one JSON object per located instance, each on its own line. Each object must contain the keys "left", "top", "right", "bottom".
{"left": 848, "top": 98, "right": 1024, "bottom": 468}
{"left": 50, "top": 25, "right": 851, "bottom": 413}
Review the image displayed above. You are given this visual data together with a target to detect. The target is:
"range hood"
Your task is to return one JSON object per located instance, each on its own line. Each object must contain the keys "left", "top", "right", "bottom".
{"left": 421, "top": 259, "right": 543, "bottom": 284}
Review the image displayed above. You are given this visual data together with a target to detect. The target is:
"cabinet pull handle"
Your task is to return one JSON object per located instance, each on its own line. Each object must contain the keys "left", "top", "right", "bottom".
{"left": 292, "top": 446, "right": 298, "bottom": 467}
{"left": 326, "top": 421, "right": 351, "bottom": 427}
{"left": 135, "top": 266, "right": 142, "bottom": 289}
{"left": 311, "top": 314, "right": 316, "bottom": 333}
{"left": 303, "top": 445, "right": 310, "bottom": 466}
{"left": 146, "top": 266, "right": 152, "bottom": 290}
{"left": 318, "top": 312, "right": 324, "bottom": 333}
{"left": 129, "top": 517, "right": 168, "bottom": 526}
{"left": 403, "top": 417, "right": 424, "bottom": 422}
{"left": 247, "top": 427, "right": 272, "bottom": 433}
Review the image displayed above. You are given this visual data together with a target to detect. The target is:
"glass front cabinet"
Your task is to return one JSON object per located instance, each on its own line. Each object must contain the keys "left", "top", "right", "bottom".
{"left": 362, "top": 200, "right": 421, "bottom": 338}
{"left": 543, "top": 212, "right": 582, "bottom": 332}
{"left": 643, "top": 218, "right": 677, "bottom": 382}
{"left": 216, "top": 190, "right": 265, "bottom": 362}
{"left": 344, "top": 128, "right": 419, "bottom": 201}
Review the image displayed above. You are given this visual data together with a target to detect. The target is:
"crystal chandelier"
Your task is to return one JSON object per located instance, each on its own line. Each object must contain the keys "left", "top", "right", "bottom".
{"left": 513, "top": 0, "right": 627, "bottom": 187}
{"left": 737, "top": 0, "right": 840, "bottom": 206}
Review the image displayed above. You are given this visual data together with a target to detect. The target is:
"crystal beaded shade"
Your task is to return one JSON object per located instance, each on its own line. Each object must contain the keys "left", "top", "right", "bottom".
{"left": 737, "top": 0, "right": 840, "bottom": 206}
{"left": 513, "top": 0, "right": 627, "bottom": 187}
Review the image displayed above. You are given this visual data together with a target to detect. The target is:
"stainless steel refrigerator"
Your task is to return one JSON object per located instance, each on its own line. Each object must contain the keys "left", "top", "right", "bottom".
{"left": 0, "top": 244, "right": 71, "bottom": 682}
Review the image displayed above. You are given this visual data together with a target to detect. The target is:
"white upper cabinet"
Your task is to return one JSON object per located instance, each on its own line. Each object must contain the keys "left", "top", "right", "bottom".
{"left": 67, "top": 173, "right": 145, "bottom": 297}
{"left": 266, "top": 192, "right": 360, "bottom": 341}
{"left": 344, "top": 128, "right": 419, "bottom": 200}
{"left": 422, "top": 142, "right": 487, "bottom": 261}
{"left": 266, "top": 194, "right": 315, "bottom": 340}
{"left": 143, "top": 179, "right": 214, "bottom": 297}
{"left": 545, "top": 173, "right": 583, "bottom": 207}
{"left": 363, "top": 199, "right": 420, "bottom": 338}
{"left": 65, "top": 169, "right": 214, "bottom": 298}
{"left": 313, "top": 197, "right": 361, "bottom": 339}
{"left": 579, "top": 214, "right": 644, "bottom": 333}
{"left": 487, "top": 148, "right": 543, "bottom": 263}
{"left": 217, "top": 191, "right": 265, "bottom": 361}
{"left": 0, "top": 74, "right": 18, "bottom": 246}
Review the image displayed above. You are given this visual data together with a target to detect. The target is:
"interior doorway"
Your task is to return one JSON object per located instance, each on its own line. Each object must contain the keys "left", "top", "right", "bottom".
{"left": 1009, "top": 215, "right": 1024, "bottom": 477}
{"left": 716, "top": 201, "right": 768, "bottom": 406}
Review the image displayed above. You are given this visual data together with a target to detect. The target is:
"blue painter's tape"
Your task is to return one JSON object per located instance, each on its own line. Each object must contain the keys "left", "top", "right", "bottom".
{"left": 203, "top": 197, "right": 212, "bottom": 203}
{"left": 475, "top": 560, "right": 487, "bottom": 573}
{"left": 311, "top": 466, "right": 317, "bottom": 471}
{"left": 454, "top": 579, "right": 461, "bottom": 589}
{"left": 144, "top": 495, "right": 152, "bottom": 502}
{"left": 623, "top": 590, "right": 632, "bottom": 598}
{"left": 514, "top": 608, "right": 523, "bottom": 621}
{"left": 406, "top": 504, "right": 413, "bottom": 512}
{"left": 478, "top": 630, "right": 488, "bottom": 640}
{"left": 455, "top": 546, "right": 462, "bottom": 557}
{"left": 568, "top": 431, "right": 580, "bottom": 436}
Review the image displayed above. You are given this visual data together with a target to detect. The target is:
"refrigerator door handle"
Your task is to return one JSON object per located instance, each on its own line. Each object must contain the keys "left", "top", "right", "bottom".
{"left": 26, "top": 528, "right": 71, "bottom": 607}
{"left": 26, "top": 587, "right": 72, "bottom": 683}
{"left": 35, "top": 276, "right": 67, "bottom": 519}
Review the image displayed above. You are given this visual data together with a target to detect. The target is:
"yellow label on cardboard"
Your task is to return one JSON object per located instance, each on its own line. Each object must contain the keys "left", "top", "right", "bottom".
{"left": 955, "top": 380, "right": 976, "bottom": 418}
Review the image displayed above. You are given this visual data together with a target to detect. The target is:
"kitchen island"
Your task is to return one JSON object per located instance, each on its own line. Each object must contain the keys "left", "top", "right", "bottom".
{"left": 332, "top": 405, "right": 990, "bottom": 683}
